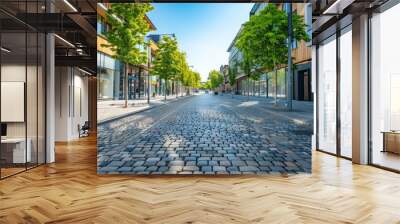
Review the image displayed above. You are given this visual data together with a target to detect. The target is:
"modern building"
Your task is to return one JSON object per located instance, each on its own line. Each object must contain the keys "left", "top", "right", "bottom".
{"left": 97, "top": 3, "right": 158, "bottom": 101}
{"left": 227, "top": 3, "right": 313, "bottom": 101}
{"left": 219, "top": 64, "right": 229, "bottom": 92}
{"left": 0, "top": 0, "right": 97, "bottom": 179}
{"left": 312, "top": 0, "right": 400, "bottom": 172}
{"left": 227, "top": 26, "right": 245, "bottom": 95}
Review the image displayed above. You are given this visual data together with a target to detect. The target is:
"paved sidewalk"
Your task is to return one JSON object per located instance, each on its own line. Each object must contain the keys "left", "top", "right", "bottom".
{"left": 98, "top": 94, "right": 189, "bottom": 124}
{"left": 98, "top": 94, "right": 312, "bottom": 175}
{"left": 217, "top": 93, "right": 313, "bottom": 112}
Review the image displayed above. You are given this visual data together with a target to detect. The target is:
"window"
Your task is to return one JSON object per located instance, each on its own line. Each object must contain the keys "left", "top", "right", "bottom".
{"left": 317, "top": 35, "right": 337, "bottom": 154}
{"left": 339, "top": 26, "right": 352, "bottom": 158}
{"left": 97, "top": 52, "right": 123, "bottom": 100}
{"left": 0, "top": 4, "right": 46, "bottom": 179}
{"left": 304, "top": 4, "right": 312, "bottom": 46}
{"left": 370, "top": 3, "right": 400, "bottom": 171}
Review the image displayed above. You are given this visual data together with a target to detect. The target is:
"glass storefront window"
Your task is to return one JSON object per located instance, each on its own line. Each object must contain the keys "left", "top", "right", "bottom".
{"left": 99, "top": 68, "right": 115, "bottom": 100}
{"left": 97, "top": 52, "right": 123, "bottom": 100}
{"left": 317, "top": 35, "right": 337, "bottom": 154}
{"left": 277, "top": 68, "right": 286, "bottom": 99}
{"left": 340, "top": 26, "right": 352, "bottom": 158}
{"left": 371, "top": 3, "right": 400, "bottom": 171}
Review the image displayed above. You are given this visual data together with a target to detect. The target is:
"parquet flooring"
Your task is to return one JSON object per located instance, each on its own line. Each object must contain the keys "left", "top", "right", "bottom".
{"left": 1, "top": 135, "right": 400, "bottom": 223}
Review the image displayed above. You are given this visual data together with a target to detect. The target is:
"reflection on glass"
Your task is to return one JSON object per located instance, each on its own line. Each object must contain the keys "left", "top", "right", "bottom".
{"left": 371, "top": 3, "right": 400, "bottom": 171}
{"left": 1, "top": 31, "right": 27, "bottom": 177}
{"left": 38, "top": 32, "right": 46, "bottom": 165}
{"left": 277, "top": 69, "right": 286, "bottom": 99}
{"left": 97, "top": 53, "right": 122, "bottom": 100}
{"left": 27, "top": 31, "right": 38, "bottom": 169}
{"left": 318, "top": 35, "right": 337, "bottom": 154}
{"left": 340, "top": 27, "right": 352, "bottom": 158}
{"left": 0, "top": 1, "right": 46, "bottom": 178}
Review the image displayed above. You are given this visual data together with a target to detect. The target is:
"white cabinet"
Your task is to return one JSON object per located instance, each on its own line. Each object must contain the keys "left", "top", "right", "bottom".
{"left": 1, "top": 138, "right": 31, "bottom": 163}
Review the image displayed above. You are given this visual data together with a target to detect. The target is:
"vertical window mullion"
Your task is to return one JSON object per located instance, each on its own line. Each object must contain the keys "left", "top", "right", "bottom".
{"left": 316, "top": 44, "right": 320, "bottom": 151}
{"left": 36, "top": 0, "right": 39, "bottom": 167}
{"left": 25, "top": 0, "right": 28, "bottom": 171}
{"left": 336, "top": 28, "right": 341, "bottom": 157}
{"left": 0, "top": 20, "right": 2, "bottom": 179}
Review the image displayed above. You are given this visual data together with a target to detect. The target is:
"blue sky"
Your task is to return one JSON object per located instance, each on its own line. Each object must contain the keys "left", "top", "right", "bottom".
{"left": 147, "top": 3, "right": 254, "bottom": 81}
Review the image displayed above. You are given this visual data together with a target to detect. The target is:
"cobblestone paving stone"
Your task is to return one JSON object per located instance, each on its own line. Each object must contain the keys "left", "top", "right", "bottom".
{"left": 98, "top": 94, "right": 312, "bottom": 175}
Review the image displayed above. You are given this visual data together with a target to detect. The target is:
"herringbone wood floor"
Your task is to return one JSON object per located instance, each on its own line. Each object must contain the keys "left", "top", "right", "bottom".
{"left": 1, "top": 135, "right": 400, "bottom": 224}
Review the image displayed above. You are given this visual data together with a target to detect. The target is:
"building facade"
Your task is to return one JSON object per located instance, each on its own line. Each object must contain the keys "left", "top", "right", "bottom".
{"left": 227, "top": 3, "right": 312, "bottom": 101}
{"left": 312, "top": 0, "right": 400, "bottom": 172}
{"left": 97, "top": 3, "right": 158, "bottom": 101}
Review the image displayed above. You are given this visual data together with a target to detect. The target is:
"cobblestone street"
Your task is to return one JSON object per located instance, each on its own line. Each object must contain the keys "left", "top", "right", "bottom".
{"left": 98, "top": 94, "right": 312, "bottom": 175}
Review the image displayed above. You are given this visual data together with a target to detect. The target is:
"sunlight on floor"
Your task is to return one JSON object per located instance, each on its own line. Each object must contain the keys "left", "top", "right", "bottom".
{"left": 237, "top": 101, "right": 259, "bottom": 107}
{"left": 292, "top": 118, "right": 306, "bottom": 125}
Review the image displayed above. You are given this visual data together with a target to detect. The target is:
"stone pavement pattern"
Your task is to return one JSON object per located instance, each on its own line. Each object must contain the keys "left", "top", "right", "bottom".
{"left": 98, "top": 94, "right": 312, "bottom": 175}
{"left": 97, "top": 94, "right": 186, "bottom": 123}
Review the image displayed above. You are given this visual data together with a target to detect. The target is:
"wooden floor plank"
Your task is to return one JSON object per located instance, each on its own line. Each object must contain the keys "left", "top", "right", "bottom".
{"left": 1, "top": 136, "right": 400, "bottom": 223}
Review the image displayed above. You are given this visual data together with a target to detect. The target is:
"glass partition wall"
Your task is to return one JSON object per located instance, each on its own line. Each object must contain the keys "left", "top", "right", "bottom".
{"left": 317, "top": 34, "right": 337, "bottom": 155}
{"left": 370, "top": 3, "right": 400, "bottom": 171}
{"left": 0, "top": 2, "right": 46, "bottom": 179}
{"left": 339, "top": 26, "right": 352, "bottom": 159}
{"left": 316, "top": 25, "right": 353, "bottom": 159}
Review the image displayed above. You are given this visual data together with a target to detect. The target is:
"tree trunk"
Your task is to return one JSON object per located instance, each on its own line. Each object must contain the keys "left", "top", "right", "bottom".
{"left": 138, "top": 68, "right": 141, "bottom": 99}
{"left": 124, "top": 64, "right": 128, "bottom": 108}
{"left": 147, "top": 70, "right": 150, "bottom": 104}
{"left": 275, "top": 68, "right": 278, "bottom": 105}
{"left": 287, "top": 3, "right": 293, "bottom": 111}
{"left": 164, "top": 79, "right": 167, "bottom": 101}
{"left": 247, "top": 77, "right": 250, "bottom": 101}
{"left": 253, "top": 80, "right": 255, "bottom": 96}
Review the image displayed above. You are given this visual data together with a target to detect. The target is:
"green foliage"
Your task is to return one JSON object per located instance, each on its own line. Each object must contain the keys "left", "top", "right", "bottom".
{"left": 153, "top": 36, "right": 200, "bottom": 89}
{"left": 236, "top": 4, "right": 310, "bottom": 72}
{"left": 152, "top": 36, "right": 180, "bottom": 81}
{"left": 228, "top": 65, "right": 237, "bottom": 87}
{"left": 177, "top": 51, "right": 191, "bottom": 86}
{"left": 201, "top": 80, "right": 211, "bottom": 89}
{"left": 191, "top": 71, "right": 201, "bottom": 88}
{"left": 239, "top": 56, "right": 261, "bottom": 81}
{"left": 102, "top": 3, "right": 154, "bottom": 65}
{"left": 208, "top": 70, "right": 224, "bottom": 90}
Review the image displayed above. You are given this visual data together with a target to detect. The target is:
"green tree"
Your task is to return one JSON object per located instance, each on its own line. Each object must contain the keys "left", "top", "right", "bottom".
{"left": 202, "top": 80, "right": 211, "bottom": 90}
{"left": 208, "top": 70, "right": 224, "bottom": 91}
{"left": 228, "top": 65, "right": 237, "bottom": 91}
{"left": 236, "top": 4, "right": 309, "bottom": 105}
{"left": 238, "top": 56, "right": 258, "bottom": 99}
{"left": 192, "top": 71, "right": 201, "bottom": 89}
{"left": 102, "top": 3, "right": 154, "bottom": 107}
{"left": 176, "top": 51, "right": 190, "bottom": 96}
{"left": 152, "top": 36, "right": 180, "bottom": 100}
{"left": 228, "top": 65, "right": 238, "bottom": 98}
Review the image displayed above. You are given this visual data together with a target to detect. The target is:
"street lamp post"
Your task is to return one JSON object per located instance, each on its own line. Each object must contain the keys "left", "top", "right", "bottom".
{"left": 287, "top": 3, "right": 293, "bottom": 111}
{"left": 147, "top": 43, "right": 151, "bottom": 104}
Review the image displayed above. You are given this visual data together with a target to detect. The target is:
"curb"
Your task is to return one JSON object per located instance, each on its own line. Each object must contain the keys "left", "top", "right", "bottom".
{"left": 98, "top": 95, "right": 192, "bottom": 125}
